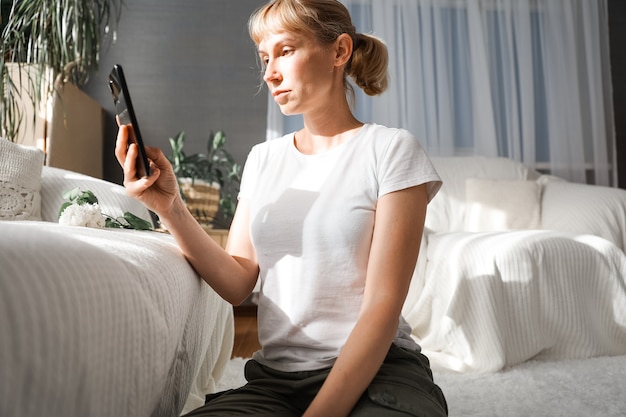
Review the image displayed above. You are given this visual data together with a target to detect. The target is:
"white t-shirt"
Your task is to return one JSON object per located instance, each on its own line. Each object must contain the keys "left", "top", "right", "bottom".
{"left": 239, "top": 123, "right": 441, "bottom": 372}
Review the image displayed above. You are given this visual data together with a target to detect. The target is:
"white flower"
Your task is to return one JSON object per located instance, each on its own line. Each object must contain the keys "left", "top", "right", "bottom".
{"left": 58, "top": 203, "right": 106, "bottom": 228}
{"left": 58, "top": 188, "right": 153, "bottom": 230}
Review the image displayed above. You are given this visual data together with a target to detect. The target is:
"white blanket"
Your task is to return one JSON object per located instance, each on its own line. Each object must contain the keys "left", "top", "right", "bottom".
{"left": 404, "top": 230, "right": 626, "bottom": 373}
{"left": 0, "top": 221, "right": 233, "bottom": 417}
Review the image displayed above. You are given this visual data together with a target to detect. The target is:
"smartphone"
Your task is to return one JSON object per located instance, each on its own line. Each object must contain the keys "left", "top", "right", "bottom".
{"left": 108, "top": 64, "right": 150, "bottom": 178}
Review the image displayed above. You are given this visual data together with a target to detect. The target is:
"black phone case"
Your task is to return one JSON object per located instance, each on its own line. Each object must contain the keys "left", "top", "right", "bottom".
{"left": 108, "top": 64, "right": 150, "bottom": 178}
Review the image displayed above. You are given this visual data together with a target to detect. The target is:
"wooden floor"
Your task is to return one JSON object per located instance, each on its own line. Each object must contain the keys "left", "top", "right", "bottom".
{"left": 232, "top": 306, "right": 260, "bottom": 358}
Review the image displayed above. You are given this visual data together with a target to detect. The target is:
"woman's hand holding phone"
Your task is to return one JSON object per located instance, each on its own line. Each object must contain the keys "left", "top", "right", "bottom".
{"left": 109, "top": 64, "right": 181, "bottom": 217}
{"left": 114, "top": 125, "right": 180, "bottom": 216}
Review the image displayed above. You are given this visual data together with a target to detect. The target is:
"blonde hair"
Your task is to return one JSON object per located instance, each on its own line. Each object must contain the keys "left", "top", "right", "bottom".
{"left": 248, "top": 0, "right": 388, "bottom": 98}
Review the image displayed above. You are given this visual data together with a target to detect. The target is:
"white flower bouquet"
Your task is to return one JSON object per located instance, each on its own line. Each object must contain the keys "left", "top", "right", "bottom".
{"left": 58, "top": 188, "right": 153, "bottom": 230}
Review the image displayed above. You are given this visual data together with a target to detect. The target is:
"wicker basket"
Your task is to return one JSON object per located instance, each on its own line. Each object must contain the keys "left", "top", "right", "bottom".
{"left": 178, "top": 179, "right": 220, "bottom": 225}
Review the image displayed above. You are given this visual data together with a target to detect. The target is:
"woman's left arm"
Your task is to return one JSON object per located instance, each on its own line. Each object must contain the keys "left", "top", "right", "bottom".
{"left": 304, "top": 183, "right": 429, "bottom": 417}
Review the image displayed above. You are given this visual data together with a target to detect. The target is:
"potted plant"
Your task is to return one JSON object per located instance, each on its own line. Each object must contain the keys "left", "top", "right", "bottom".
{"left": 1, "top": 0, "right": 122, "bottom": 142}
{"left": 168, "top": 130, "right": 241, "bottom": 228}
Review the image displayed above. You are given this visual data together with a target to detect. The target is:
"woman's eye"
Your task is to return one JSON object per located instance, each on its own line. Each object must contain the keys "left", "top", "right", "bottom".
{"left": 282, "top": 48, "right": 293, "bottom": 56}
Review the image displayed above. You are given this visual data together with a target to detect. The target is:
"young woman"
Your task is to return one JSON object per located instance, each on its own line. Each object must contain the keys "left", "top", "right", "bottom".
{"left": 115, "top": 1, "right": 447, "bottom": 415}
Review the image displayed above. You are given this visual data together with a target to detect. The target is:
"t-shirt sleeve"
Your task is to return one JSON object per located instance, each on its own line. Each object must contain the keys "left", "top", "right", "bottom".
{"left": 377, "top": 128, "right": 442, "bottom": 203}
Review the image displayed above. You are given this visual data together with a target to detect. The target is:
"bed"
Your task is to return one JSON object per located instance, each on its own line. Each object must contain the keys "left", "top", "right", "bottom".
{"left": 0, "top": 139, "right": 234, "bottom": 417}
{"left": 402, "top": 156, "right": 626, "bottom": 373}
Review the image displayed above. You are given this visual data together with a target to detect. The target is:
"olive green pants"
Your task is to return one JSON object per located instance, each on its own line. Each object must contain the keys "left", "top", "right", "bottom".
{"left": 183, "top": 344, "right": 448, "bottom": 417}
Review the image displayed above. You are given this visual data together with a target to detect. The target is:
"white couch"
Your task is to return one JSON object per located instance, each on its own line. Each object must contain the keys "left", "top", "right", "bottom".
{"left": 0, "top": 162, "right": 234, "bottom": 417}
{"left": 402, "top": 156, "right": 626, "bottom": 373}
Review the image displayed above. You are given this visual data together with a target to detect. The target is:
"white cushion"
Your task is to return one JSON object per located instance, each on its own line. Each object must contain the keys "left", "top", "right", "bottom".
{"left": 426, "top": 156, "right": 540, "bottom": 233}
{"left": 541, "top": 179, "right": 626, "bottom": 252}
{"left": 0, "top": 138, "right": 45, "bottom": 220}
{"left": 464, "top": 178, "right": 541, "bottom": 231}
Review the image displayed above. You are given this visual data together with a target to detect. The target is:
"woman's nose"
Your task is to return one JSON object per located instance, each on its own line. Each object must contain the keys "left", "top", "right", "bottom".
{"left": 263, "top": 61, "right": 281, "bottom": 83}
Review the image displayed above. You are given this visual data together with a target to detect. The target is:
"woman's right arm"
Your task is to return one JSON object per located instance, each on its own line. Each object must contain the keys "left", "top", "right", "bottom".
{"left": 114, "top": 125, "right": 259, "bottom": 305}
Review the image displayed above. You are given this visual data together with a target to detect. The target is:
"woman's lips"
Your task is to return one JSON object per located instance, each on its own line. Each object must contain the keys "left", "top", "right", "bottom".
{"left": 273, "top": 90, "right": 290, "bottom": 103}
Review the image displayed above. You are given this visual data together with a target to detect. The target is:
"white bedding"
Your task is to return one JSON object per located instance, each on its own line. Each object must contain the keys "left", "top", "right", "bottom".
{"left": 400, "top": 156, "right": 626, "bottom": 374}
{"left": 403, "top": 230, "right": 626, "bottom": 373}
{"left": 0, "top": 221, "right": 233, "bottom": 417}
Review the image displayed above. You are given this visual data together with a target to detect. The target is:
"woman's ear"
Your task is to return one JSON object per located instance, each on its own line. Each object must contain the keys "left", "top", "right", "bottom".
{"left": 334, "top": 33, "right": 353, "bottom": 68}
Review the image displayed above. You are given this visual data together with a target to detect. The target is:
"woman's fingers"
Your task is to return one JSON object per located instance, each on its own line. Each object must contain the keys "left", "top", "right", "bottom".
{"left": 124, "top": 141, "right": 139, "bottom": 181}
{"left": 115, "top": 124, "right": 141, "bottom": 185}
{"left": 114, "top": 125, "right": 130, "bottom": 166}
{"left": 144, "top": 146, "right": 163, "bottom": 165}
{"left": 114, "top": 126, "right": 173, "bottom": 208}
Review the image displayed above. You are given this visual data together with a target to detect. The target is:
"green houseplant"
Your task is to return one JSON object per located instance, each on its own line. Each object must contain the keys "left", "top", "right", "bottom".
{"left": 169, "top": 130, "right": 241, "bottom": 228}
{"left": 1, "top": 0, "right": 122, "bottom": 142}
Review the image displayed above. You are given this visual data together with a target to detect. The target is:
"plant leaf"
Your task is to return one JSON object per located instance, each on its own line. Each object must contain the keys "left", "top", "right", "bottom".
{"left": 212, "top": 130, "right": 226, "bottom": 150}
{"left": 105, "top": 217, "right": 123, "bottom": 228}
{"left": 57, "top": 201, "right": 72, "bottom": 219}
{"left": 62, "top": 187, "right": 82, "bottom": 201}
{"left": 75, "top": 189, "right": 99, "bottom": 205}
{"left": 123, "top": 212, "right": 153, "bottom": 230}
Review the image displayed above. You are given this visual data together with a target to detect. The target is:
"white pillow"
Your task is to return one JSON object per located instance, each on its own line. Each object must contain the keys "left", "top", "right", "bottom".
{"left": 0, "top": 138, "right": 45, "bottom": 220}
{"left": 427, "top": 156, "right": 540, "bottom": 233}
{"left": 40, "top": 166, "right": 153, "bottom": 226}
{"left": 465, "top": 178, "right": 541, "bottom": 232}
{"left": 541, "top": 180, "right": 626, "bottom": 252}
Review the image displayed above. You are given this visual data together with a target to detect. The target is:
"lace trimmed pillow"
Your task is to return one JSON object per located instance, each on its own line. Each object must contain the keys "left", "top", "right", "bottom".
{"left": 0, "top": 138, "right": 45, "bottom": 220}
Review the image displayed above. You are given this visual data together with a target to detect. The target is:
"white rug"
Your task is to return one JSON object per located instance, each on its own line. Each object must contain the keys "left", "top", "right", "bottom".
{"left": 217, "top": 355, "right": 626, "bottom": 417}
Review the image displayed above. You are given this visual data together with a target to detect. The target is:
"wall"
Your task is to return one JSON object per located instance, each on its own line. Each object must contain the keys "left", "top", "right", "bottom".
{"left": 83, "top": 0, "right": 268, "bottom": 183}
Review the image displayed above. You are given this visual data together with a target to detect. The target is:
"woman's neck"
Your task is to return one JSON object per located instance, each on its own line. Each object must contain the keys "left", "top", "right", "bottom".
{"left": 296, "top": 106, "right": 363, "bottom": 155}
{"left": 295, "top": 120, "right": 363, "bottom": 155}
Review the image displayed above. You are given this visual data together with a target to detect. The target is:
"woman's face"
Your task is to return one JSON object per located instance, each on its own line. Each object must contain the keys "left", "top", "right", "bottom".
{"left": 258, "top": 31, "right": 340, "bottom": 116}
